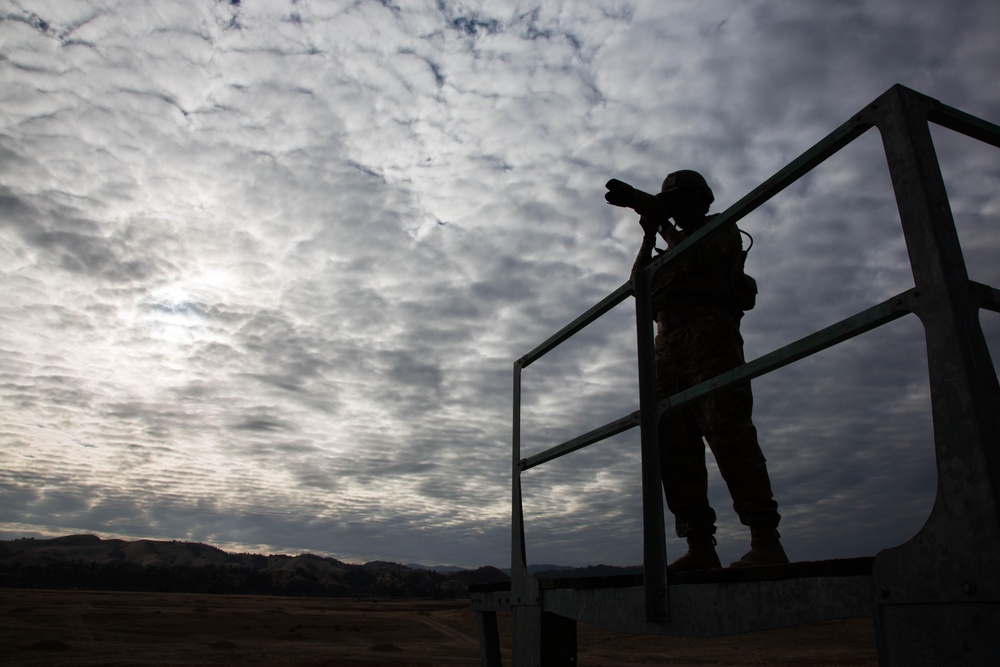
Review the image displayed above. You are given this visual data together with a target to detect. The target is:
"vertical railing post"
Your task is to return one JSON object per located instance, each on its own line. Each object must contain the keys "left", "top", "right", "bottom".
{"left": 511, "top": 357, "right": 542, "bottom": 666}
{"left": 869, "top": 84, "right": 1000, "bottom": 666}
{"left": 634, "top": 266, "right": 669, "bottom": 622}
{"left": 512, "top": 357, "right": 528, "bottom": 585}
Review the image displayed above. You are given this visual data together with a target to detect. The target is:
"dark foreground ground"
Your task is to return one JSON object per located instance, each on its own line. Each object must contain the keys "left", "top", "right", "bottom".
{"left": 0, "top": 588, "right": 878, "bottom": 666}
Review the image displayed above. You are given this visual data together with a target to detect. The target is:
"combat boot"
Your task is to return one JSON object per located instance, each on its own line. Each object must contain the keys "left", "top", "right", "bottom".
{"left": 668, "top": 535, "right": 722, "bottom": 572}
{"left": 729, "top": 527, "right": 789, "bottom": 568}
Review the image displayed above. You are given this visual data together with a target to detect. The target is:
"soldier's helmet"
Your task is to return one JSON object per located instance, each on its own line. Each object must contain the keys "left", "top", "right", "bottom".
{"left": 661, "top": 170, "right": 714, "bottom": 205}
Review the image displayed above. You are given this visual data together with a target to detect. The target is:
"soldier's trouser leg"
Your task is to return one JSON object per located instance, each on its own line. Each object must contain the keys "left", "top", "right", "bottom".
{"left": 695, "top": 383, "right": 780, "bottom": 529}
{"left": 659, "top": 406, "right": 717, "bottom": 537}
{"left": 683, "top": 314, "right": 780, "bottom": 530}
{"left": 655, "top": 325, "right": 717, "bottom": 537}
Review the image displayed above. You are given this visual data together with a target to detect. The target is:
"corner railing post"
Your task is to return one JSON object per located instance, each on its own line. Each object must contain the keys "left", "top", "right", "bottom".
{"left": 868, "top": 84, "right": 1000, "bottom": 666}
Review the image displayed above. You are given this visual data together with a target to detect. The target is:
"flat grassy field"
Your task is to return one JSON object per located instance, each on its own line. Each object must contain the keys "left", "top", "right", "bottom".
{"left": 0, "top": 588, "right": 878, "bottom": 666}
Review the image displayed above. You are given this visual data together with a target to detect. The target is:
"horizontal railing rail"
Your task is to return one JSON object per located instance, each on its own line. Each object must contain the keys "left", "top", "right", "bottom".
{"left": 660, "top": 288, "right": 917, "bottom": 415}
{"left": 520, "top": 410, "right": 641, "bottom": 472}
{"left": 519, "top": 282, "right": 633, "bottom": 369}
{"left": 519, "top": 287, "right": 921, "bottom": 473}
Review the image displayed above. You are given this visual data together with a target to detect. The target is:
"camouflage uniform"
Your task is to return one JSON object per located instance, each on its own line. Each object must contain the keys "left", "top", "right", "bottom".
{"left": 645, "top": 215, "right": 780, "bottom": 539}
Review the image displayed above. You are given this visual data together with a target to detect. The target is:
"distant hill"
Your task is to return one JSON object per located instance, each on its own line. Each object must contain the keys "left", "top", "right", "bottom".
{"left": 0, "top": 535, "right": 502, "bottom": 598}
{"left": 0, "top": 535, "right": 642, "bottom": 598}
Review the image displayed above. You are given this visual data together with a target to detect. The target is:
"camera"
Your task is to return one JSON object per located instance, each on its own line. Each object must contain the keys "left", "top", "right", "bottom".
{"left": 605, "top": 179, "right": 676, "bottom": 218}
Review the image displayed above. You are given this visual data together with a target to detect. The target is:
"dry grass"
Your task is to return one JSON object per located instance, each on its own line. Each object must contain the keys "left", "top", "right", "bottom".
{"left": 0, "top": 588, "right": 877, "bottom": 666}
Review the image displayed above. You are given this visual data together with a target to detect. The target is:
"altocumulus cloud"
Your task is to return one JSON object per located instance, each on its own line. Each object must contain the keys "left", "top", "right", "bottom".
{"left": 1, "top": 0, "right": 998, "bottom": 567}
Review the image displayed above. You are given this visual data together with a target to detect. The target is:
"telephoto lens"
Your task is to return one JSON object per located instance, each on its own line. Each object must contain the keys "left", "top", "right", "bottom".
{"left": 605, "top": 179, "right": 664, "bottom": 217}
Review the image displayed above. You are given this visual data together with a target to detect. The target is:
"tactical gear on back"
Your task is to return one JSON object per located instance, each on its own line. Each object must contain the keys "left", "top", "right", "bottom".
{"left": 733, "top": 228, "right": 758, "bottom": 314}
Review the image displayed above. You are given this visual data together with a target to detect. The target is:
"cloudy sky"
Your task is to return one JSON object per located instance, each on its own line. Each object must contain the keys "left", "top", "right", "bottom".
{"left": 1, "top": 0, "right": 998, "bottom": 569}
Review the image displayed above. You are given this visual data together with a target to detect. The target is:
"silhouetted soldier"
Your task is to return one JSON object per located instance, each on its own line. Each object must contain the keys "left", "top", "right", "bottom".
{"left": 608, "top": 170, "right": 788, "bottom": 571}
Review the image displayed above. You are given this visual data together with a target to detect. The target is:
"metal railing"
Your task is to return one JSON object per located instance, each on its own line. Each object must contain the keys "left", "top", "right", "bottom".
{"left": 509, "top": 84, "right": 1000, "bottom": 629}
